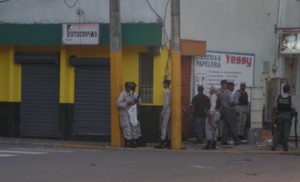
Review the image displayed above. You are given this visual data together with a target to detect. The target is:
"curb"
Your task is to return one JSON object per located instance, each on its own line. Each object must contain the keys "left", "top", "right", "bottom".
{"left": 0, "top": 137, "right": 299, "bottom": 155}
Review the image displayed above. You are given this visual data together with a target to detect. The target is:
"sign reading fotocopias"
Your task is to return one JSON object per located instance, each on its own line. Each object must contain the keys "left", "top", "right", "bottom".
{"left": 62, "top": 23, "right": 99, "bottom": 45}
{"left": 192, "top": 51, "right": 255, "bottom": 95}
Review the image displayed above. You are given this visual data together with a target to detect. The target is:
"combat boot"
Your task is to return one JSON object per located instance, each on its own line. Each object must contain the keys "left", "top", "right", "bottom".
{"left": 166, "top": 140, "right": 171, "bottom": 149}
{"left": 154, "top": 140, "right": 167, "bottom": 149}
{"left": 211, "top": 140, "right": 217, "bottom": 149}
{"left": 203, "top": 140, "right": 212, "bottom": 150}
{"left": 137, "top": 137, "right": 146, "bottom": 147}
{"left": 125, "top": 139, "right": 130, "bottom": 148}
{"left": 129, "top": 139, "right": 137, "bottom": 148}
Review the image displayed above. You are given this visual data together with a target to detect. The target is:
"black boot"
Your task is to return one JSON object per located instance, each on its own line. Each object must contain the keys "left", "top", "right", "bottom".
{"left": 203, "top": 140, "right": 212, "bottom": 150}
{"left": 154, "top": 140, "right": 167, "bottom": 149}
{"left": 166, "top": 140, "right": 171, "bottom": 149}
{"left": 125, "top": 139, "right": 130, "bottom": 148}
{"left": 129, "top": 139, "right": 137, "bottom": 148}
{"left": 137, "top": 137, "right": 146, "bottom": 147}
{"left": 211, "top": 140, "right": 217, "bottom": 149}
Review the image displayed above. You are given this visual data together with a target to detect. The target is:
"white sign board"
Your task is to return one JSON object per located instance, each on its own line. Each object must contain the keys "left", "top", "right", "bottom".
{"left": 62, "top": 23, "right": 99, "bottom": 45}
{"left": 192, "top": 51, "right": 255, "bottom": 95}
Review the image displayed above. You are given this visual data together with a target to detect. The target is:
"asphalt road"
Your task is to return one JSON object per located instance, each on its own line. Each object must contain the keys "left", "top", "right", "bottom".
{"left": 0, "top": 143, "right": 299, "bottom": 182}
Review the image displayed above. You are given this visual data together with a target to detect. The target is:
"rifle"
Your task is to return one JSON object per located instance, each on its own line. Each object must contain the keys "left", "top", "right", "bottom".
{"left": 135, "top": 88, "right": 142, "bottom": 120}
{"left": 295, "top": 112, "right": 298, "bottom": 148}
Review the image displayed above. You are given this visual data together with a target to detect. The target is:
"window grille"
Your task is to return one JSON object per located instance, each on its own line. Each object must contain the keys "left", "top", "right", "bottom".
{"left": 139, "top": 53, "right": 154, "bottom": 103}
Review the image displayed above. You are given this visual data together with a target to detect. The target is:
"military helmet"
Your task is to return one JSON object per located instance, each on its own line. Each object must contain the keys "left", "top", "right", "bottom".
{"left": 125, "top": 82, "right": 134, "bottom": 89}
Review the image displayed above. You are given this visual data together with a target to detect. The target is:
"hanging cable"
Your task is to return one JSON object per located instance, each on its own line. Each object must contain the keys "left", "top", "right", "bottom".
{"left": 63, "top": 0, "right": 79, "bottom": 8}
{"left": 163, "top": 0, "right": 170, "bottom": 46}
{"left": 0, "top": 0, "right": 12, "bottom": 3}
{"left": 146, "top": 0, "right": 163, "bottom": 23}
{"left": 146, "top": 0, "right": 170, "bottom": 46}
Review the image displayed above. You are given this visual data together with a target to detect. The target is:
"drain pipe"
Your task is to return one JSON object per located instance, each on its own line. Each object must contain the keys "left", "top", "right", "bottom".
{"left": 273, "top": 0, "right": 286, "bottom": 77}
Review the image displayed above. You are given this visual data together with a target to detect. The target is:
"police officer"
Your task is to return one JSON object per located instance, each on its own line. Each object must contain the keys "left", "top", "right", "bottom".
{"left": 117, "top": 82, "right": 139, "bottom": 148}
{"left": 219, "top": 81, "right": 240, "bottom": 145}
{"left": 204, "top": 86, "right": 221, "bottom": 149}
{"left": 130, "top": 82, "right": 146, "bottom": 147}
{"left": 271, "top": 84, "right": 296, "bottom": 151}
{"left": 235, "top": 82, "right": 249, "bottom": 139}
{"left": 217, "top": 80, "right": 228, "bottom": 140}
{"left": 155, "top": 79, "right": 171, "bottom": 149}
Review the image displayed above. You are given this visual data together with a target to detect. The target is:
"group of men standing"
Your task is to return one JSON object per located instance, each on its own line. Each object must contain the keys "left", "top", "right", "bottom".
{"left": 117, "top": 79, "right": 172, "bottom": 149}
{"left": 191, "top": 80, "right": 249, "bottom": 149}
{"left": 117, "top": 79, "right": 296, "bottom": 151}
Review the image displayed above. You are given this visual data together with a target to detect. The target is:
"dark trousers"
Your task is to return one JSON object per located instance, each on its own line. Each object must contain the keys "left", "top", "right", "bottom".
{"left": 272, "top": 114, "right": 292, "bottom": 150}
{"left": 194, "top": 117, "right": 206, "bottom": 142}
{"left": 221, "top": 107, "right": 239, "bottom": 143}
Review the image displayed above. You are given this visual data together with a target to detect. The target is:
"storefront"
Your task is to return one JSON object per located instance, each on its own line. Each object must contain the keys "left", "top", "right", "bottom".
{"left": 0, "top": 23, "right": 165, "bottom": 142}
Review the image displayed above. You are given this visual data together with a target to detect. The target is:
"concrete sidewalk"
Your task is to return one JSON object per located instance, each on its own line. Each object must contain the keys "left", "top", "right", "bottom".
{"left": 0, "top": 137, "right": 299, "bottom": 155}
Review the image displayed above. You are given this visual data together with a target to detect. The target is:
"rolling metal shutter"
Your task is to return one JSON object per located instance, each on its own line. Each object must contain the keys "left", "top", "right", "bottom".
{"left": 72, "top": 58, "right": 110, "bottom": 137}
{"left": 20, "top": 63, "right": 60, "bottom": 138}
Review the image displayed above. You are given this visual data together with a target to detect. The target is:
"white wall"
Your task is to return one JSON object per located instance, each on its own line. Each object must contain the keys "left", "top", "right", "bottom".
{"left": 178, "top": 0, "right": 279, "bottom": 87}
{"left": 0, "top": 0, "right": 167, "bottom": 23}
{"left": 282, "top": 0, "right": 300, "bottom": 27}
{"left": 0, "top": 0, "right": 111, "bottom": 23}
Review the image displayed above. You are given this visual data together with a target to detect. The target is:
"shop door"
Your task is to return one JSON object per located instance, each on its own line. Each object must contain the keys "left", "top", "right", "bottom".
{"left": 73, "top": 58, "right": 111, "bottom": 139}
{"left": 20, "top": 63, "right": 60, "bottom": 138}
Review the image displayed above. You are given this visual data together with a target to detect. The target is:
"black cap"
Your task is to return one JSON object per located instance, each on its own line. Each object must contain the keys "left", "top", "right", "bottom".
{"left": 131, "top": 82, "right": 137, "bottom": 88}
{"left": 163, "top": 79, "right": 171, "bottom": 84}
{"left": 220, "top": 80, "right": 227, "bottom": 84}
{"left": 283, "top": 84, "right": 290, "bottom": 93}
{"left": 125, "top": 82, "right": 134, "bottom": 88}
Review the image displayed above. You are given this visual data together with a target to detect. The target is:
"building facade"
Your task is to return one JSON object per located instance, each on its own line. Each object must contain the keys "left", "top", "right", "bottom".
{"left": 0, "top": 0, "right": 299, "bottom": 142}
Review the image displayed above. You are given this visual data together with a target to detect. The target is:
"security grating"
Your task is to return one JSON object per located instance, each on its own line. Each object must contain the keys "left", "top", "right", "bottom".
{"left": 139, "top": 53, "right": 154, "bottom": 103}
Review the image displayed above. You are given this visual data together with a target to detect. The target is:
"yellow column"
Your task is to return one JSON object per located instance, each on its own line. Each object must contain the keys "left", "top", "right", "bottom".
{"left": 8, "top": 47, "right": 21, "bottom": 102}
{"left": 110, "top": 0, "right": 123, "bottom": 147}
{"left": 59, "top": 47, "right": 74, "bottom": 103}
{"left": 110, "top": 51, "right": 123, "bottom": 147}
{"left": 171, "top": 51, "right": 182, "bottom": 150}
{"left": 0, "top": 47, "right": 9, "bottom": 101}
{"left": 170, "top": 0, "right": 182, "bottom": 150}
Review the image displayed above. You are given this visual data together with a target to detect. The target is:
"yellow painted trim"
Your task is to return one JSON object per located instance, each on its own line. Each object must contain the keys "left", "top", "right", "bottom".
{"left": 122, "top": 46, "right": 146, "bottom": 89}
{"left": 8, "top": 47, "right": 21, "bottom": 102}
{"left": 110, "top": 51, "right": 124, "bottom": 147}
{"left": 171, "top": 51, "right": 182, "bottom": 150}
{"left": 59, "top": 47, "right": 75, "bottom": 103}
{"left": 0, "top": 47, "right": 9, "bottom": 101}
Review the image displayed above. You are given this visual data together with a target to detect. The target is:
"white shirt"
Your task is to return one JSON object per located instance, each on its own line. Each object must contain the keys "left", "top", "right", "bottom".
{"left": 162, "top": 88, "right": 171, "bottom": 113}
{"left": 209, "top": 93, "right": 218, "bottom": 112}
